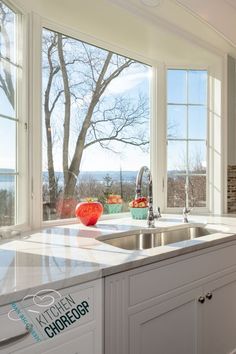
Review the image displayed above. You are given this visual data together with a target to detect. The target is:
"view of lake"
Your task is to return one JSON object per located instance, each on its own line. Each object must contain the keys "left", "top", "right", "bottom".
{"left": 0, "top": 169, "right": 138, "bottom": 191}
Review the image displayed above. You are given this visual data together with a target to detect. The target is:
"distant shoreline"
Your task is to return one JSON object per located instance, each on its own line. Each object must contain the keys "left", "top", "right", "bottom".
{"left": 0, "top": 170, "right": 138, "bottom": 185}
{"left": 0, "top": 169, "right": 182, "bottom": 185}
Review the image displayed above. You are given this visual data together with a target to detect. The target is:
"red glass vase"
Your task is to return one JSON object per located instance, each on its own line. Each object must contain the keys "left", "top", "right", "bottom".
{"left": 75, "top": 202, "right": 103, "bottom": 226}
{"left": 56, "top": 198, "right": 78, "bottom": 219}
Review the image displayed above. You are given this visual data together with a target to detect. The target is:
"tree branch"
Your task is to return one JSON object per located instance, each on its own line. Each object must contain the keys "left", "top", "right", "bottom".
{"left": 99, "top": 58, "right": 134, "bottom": 97}
{"left": 49, "top": 90, "right": 64, "bottom": 114}
{"left": 84, "top": 136, "right": 149, "bottom": 149}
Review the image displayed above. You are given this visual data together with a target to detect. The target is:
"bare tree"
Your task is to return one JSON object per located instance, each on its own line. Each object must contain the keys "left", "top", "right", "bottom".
{"left": 43, "top": 32, "right": 61, "bottom": 205}
{"left": 167, "top": 148, "right": 207, "bottom": 208}
{"left": 42, "top": 30, "right": 149, "bottom": 208}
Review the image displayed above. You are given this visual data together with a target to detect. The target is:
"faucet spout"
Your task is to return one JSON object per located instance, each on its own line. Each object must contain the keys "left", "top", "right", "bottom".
{"left": 135, "top": 166, "right": 160, "bottom": 228}
{"left": 135, "top": 166, "right": 150, "bottom": 199}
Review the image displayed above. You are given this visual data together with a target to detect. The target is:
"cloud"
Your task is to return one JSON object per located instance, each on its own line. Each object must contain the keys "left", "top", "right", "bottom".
{"left": 105, "top": 70, "right": 151, "bottom": 96}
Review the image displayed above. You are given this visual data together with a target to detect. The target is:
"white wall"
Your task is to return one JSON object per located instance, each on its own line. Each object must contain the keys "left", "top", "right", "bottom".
{"left": 227, "top": 55, "right": 236, "bottom": 165}
{"left": 14, "top": 0, "right": 224, "bottom": 73}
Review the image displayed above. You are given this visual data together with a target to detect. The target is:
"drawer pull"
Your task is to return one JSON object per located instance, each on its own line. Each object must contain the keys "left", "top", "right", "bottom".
{"left": 198, "top": 296, "right": 205, "bottom": 304}
{"left": 0, "top": 323, "right": 33, "bottom": 347}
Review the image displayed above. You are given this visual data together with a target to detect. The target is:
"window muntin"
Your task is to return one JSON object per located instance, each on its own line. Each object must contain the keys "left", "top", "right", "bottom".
{"left": 0, "top": 1, "right": 21, "bottom": 227}
{"left": 42, "top": 28, "right": 150, "bottom": 221}
{"left": 167, "top": 69, "right": 208, "bottom": 208}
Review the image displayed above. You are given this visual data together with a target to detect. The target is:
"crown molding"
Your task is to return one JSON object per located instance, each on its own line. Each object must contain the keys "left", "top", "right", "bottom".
{"left": 225, "top": 0, "right": 236, "bottom": 11}
{"left": 110, "top": 0, "right": 225, "bottom": 56}
{"left": 175, "top": 0, "right": 236, "bottom": 49}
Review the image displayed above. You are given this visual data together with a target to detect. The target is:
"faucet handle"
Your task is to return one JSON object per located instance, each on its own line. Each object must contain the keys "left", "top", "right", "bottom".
{"left": 154, "top": 207, "right": 161, "bottom": 220}
{"left": 183, "top": 207, "right": 191, "bottom": 214}
{"left": 183, "top": 207, "right": 192, "bottom": 223}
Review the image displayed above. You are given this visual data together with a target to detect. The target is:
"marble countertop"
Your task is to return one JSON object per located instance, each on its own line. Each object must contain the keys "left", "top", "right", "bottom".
{"left": 1, "top": 214, "right": 236, "bottom": 306}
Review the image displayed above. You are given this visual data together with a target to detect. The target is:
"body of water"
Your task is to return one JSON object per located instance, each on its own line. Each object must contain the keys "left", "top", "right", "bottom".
{"left": 42, "top": 171, "right": 137, "bottom": 184}
{"left": 0, "top": 173, "right": 15, "bottom": 191}
{"left": 0, "top": 170, "right": 138, "bottom": 191}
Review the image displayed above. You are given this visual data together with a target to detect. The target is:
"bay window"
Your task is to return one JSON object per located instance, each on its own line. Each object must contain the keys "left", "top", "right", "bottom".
{"left": 0, "top": 5, "right": 223, "bottom": 230}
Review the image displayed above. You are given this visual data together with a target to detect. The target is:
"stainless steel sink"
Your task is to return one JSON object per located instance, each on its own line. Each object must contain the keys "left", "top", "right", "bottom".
{"left": 99, "top": 227, "right": 217, "bottom": 250}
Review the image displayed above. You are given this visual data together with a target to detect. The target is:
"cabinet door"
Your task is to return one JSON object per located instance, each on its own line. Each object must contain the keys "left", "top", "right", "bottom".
{"left": 129, "top": 288, "right": 201, "bottom": 354}
{"left": 202, "top": 272, "right": 236, "bottom": 354}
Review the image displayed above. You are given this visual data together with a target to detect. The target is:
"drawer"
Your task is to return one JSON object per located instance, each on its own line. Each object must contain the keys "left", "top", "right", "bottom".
{"left": 0, "top": 279, "right": 102, "bottom": 354}
{"left": 129, "top": 243, "right": 236, "bottom": 306}
{"left": 14, "top": 326, "right": 95, "bottom": 354}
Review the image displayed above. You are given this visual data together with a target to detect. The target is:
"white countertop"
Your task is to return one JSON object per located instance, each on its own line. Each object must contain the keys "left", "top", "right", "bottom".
{"left": 1, "top": 214, "right": 236, "bottom": 306}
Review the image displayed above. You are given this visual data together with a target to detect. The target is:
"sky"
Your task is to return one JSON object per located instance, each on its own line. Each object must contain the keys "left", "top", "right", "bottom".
{"left": 167, "top": 69, "right": 207, "bottom": 172}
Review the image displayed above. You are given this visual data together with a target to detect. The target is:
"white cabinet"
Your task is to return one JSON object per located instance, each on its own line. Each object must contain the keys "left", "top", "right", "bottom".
{"left": 201, "top": 272, "right": 236, "bottom": 354}
{"left": 105, "top": 241, "right": 236, "bottom": 354}
{"left": 0, "top": 279, "right": 103, "bottom": 354}
{"left": 129, "top": 288, "right": 201, "bottom": 354}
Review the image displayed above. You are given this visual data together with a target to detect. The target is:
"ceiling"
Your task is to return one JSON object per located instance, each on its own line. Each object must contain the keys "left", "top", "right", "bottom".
{"left": 176, "top": 0, "right": 236, "bottom": 47}
{"left": 111, "top": 0, "right": 236, "bottom": 54}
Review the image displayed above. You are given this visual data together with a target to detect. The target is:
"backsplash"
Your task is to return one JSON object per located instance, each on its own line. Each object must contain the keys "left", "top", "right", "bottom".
{"left": 228, "top": 165, "right": 236, "bottom": 213}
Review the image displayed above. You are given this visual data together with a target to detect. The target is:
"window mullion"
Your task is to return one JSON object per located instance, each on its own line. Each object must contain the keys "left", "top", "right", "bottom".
{"left": 186, "top": 70, "right": 189, "bottom": 208}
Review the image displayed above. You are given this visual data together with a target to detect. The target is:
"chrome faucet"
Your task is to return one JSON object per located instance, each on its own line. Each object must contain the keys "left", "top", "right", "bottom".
{"left": 183, "top": 182, "right": 192, "bottom": 223}
{"left": 135, "top": 166, "right": 161, "bottom": 228}
{"left": 183, "top": 207, "right": 191, "bottom": 223}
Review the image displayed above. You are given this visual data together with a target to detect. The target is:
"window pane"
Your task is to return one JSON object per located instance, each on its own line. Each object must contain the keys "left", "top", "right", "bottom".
{"left": 0, "top": 118, "right": 16, "bottom": 170}
{"left": 188, "top": 106, "right": 207, "bottom": 140}
{"left": 167, "top": 70, "right": 187, "bottom": 104}
{"left": 42, "top": 28, "right": 150, "bottom": 221}
{"left": 167, "top": 105, "right": 187, "bottom": 139}
{"left": 188, "top": 141, "right": 206, "bottom": 174}
{"left": 0, "top": 2, "right": 20, "bottom": 228}
{"left": 189, "top": 175, "right": 206, "bottom": 207}
{"left": 188, "top": 70, "right": 207, "bottom": 105}
{"left": 0, "top": 175, "right": 15, "bottom": 226}
{"left": 167, "top": 69, "right": 208, "bottom": 209}
{"left": 0, "top": 2, "right": 16, "bottom": 63}
{"left": 167, "top": 175, "right": 185, "bottom": 208}
{"left": 167, "top": 140, "right": 186, "bottom": 174}
{"left": 0, "top": 60, "right": 16, "bottom": 117}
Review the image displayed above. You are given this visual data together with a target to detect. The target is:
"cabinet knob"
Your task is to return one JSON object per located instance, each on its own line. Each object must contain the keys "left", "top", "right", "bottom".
{"left": 198, "top": 296, "right": 205, "bottom": 304}
{"left": 206, "top": 292, "right": 213, "bottom": 300}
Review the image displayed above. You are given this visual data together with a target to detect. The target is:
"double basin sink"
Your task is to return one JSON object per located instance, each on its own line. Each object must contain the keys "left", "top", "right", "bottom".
{"left": 98, "top": 226, "right": 218, "bottom": 251}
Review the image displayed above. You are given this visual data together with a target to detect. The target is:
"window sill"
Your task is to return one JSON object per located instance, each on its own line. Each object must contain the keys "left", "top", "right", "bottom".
{"left": 164, "top": 207, "right": 210, "bottom": 215}
{"left": 41, "top": 212, "right": 131, "bottom": 228}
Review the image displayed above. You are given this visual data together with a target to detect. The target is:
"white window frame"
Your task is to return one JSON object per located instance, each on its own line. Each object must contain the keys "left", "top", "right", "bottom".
{"left": 165, "top": 67, "right": 209, "bottom": 213}
{"left": 30, "top": 14, "right": 158, "bottom": 228}
{"left": 154, "top": 63, "right": 226, "bottom": 216}
{"left": 0, "top": 0, "right": 29, "bottom": 232}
